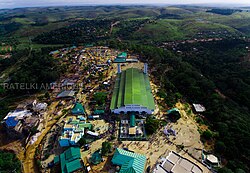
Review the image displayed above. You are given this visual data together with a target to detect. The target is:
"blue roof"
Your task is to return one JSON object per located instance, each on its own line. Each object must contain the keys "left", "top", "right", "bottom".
{"left": 5, "top": 117, "right": 19, "bottom": 128}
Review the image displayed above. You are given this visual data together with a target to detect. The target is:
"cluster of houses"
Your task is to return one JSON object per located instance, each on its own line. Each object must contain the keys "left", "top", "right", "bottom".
{"left": 2, "top": 100, "right": 47, "bottom": 140}
{"left": 17, "top": 47, "right": 218, "bottom": 173}
{"left": 58, "top": 102, "right": 98, "bottom": 147}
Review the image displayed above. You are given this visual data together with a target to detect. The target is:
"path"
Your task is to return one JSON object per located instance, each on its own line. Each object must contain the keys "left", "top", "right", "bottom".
{"left": 22, "top": 101, "right": 71, "bottom": 173}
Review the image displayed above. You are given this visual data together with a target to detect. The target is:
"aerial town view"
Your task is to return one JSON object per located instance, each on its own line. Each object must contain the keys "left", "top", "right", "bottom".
{"left": 0, "top": 1, "right": 250, "bottom": 173}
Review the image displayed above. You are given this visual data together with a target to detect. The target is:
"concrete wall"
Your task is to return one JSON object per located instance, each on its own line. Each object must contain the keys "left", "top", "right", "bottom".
{"left": 111, "top": 106, "right": 153, "bottom": 114}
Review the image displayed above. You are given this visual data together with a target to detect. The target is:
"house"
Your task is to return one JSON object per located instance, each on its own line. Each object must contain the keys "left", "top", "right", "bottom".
{"left": 113, "top": 52, "right": 127, "bottom": 63}
{"left": 93, "top": 109, "right": 104, "bottom": 115}
{"left": 71, "top": 102, "right": 85, "bottom": 115}
{"left": 33, "top": 102, "right": 48, "bottom": 111}
{"left": 54, "top": 147, "right": 83, "bottom": 173}
{"left": 56, "top": 90, "right": 75, "bottom": 99}
{"left": 153, "top": 151, "right": 203, "bottom": 173}
{"left": 3, "top": 110, "right": 32, "bottom": 128}
{"left": 5, "top": 117, "right": 19, "bottom": 128}
{"left": 90, "top": 150, "right": 102, "bottom": 165}
{"left": 59, "top": 116, "right": 92, "bottom": 147}
{"left": 192, "top": 104, "right": 206, "bottom": 113}
{"left": 202, "top": 151, "right": 219, "bottom": 169}
{"left": 112, "top": 148, "right": 147, "bottom": 173}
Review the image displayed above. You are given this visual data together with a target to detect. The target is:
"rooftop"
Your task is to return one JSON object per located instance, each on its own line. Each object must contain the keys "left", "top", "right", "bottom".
{"left": 154, "top": 151, "right": 203, "bottom": 173}
{"left": 71, "top": 102, "right": 85, "bottom": 115}
{"left": 192, "top": 104, "right": 206, "bottom": 113}
{"left": 55, "top": 147, "right": 83, "bottom": 173}
{"left": 113, "top": 52, "right": 127, "bottom": 63}
{"left": 117, "top": 52, "right": 127, "bottom": 58}
{"left": 56, "top": 90, "right": 75, "bottom": 99}
{"left": 110, "top": 68, "right": 155, "bottom": 111}
{"left": 112, "top": 148, "right": 146, "bottom": 173}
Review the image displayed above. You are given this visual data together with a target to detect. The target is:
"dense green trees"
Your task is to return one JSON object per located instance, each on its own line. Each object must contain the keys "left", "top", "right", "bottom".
{"left": 145, "top": 116, "right": 160, "bottom": 135}
{"left": 0, "top": 151, "right": 21, "bottom": 173}
{"left": 7, "top": 50, "right": 64, "bottom": 94}
{"left": 206, "top": 9, "right": 242, "bottom": 15}
{"left": 33, "top": 20, "right": 111, "bottom": 44}
{"left": 0, "top": 49, "right": 30, "bottom": 72}
{"left": 101, "top": 141, "right": 112, "bottom": 156}
{"left": 93, "top": 92, "right": 107, "bottom": 105}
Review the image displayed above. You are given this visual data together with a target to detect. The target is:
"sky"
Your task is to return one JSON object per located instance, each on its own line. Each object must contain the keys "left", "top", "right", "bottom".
{"left": 0, "top": 0, "right": 250, "bottom": 9}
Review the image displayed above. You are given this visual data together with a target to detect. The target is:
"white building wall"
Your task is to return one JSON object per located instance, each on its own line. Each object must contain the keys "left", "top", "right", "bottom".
{"left": 112, "top": 105, "right": 153, "bottom": 114}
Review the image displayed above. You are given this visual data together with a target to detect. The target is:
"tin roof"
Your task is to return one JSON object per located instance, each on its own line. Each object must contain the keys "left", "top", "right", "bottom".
{"left": 110, "top": 68, "right": 155, "bottom": 111}
{"left": 112, "top": 148, "right": 146, "bottom": 173}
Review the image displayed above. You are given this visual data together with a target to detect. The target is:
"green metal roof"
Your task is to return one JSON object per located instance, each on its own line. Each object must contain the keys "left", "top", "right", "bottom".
{"left": 111, "top": 148, "right": 146, "bottom": 173}
{"left": 65, "top": 159, "right": 82, "bottom": 173}
{"left": 71, "top": 103, "right": 85, "bottom": 115}
{"left": 130, "top": 114, "right": 135, "bottom": 127}
{"left": 114, "top": 52, "right": 127, "bottom": 63}
{"left": 54, "top": 156, "right": 60, "bottom": 164}
{"left": 78, "top": 123, "right": 92, "bottom": 129}
{"left": 90, "top": 150, "right": 102, "bottom": 165}
{"left": 58, "top": 147, "right": 82, "bottom": 173}
{"left": 110, "top": 68, "right": 155, "bottom": 110}
{"left": 118, "top": 52, "right": 127, "bottom": 58}
{"left": 114, "top": 58, "right": 126, "bottom": 63}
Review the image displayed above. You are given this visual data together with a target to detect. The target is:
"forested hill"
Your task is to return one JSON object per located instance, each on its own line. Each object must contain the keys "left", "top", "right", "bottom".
{"left": 178, "top": 39, "right": 250, "bottom": 108}
{"left": 1, "top": 5, "right": 250, "bottom": 173}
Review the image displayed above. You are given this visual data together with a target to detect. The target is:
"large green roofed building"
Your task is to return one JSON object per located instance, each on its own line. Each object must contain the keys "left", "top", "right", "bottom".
{"left": 110, "top": 68, "right": 155, "bottom": 114}
{"left": 112, "top": 148, "right": 147, "bottom": 173}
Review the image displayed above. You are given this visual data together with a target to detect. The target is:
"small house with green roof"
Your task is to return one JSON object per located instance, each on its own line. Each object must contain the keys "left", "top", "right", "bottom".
{"left": 90, "top": 150, "right": 102, "bottom": 165}
{"left": 71, "top": 102, "right": 85, "bottom": 115}
{"left": 111, "top": 148, "right": 147, "bottom": 173}
{"left": 110, "top": 68, "right": 155, "bottom": 114}
{"left": 114, "top": 52, "right": 127, "bottom": 63}
{"left": 54, "top": 147, "right": 83, "bottom": 173}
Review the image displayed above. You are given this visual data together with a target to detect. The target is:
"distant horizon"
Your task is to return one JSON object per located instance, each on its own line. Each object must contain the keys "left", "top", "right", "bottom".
{"left": 1, "top": 1, "right": 250, "bottom": 10}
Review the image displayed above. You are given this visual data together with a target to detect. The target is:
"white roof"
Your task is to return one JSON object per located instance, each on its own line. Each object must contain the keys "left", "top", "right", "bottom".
{"left": 192, "top": 104, "right": 206, "bottom": 112}
{"left": 179, "top": 158, "right": 193, "bottom": 171}
{"left": 4, "top": 110, "right": 32, "bottom": 120}
{"left": 87, "top": 131, "right": 99, "bottom": 137}
{"left": 206, "top": 154, "right": 218, "bottom": 164}
{"left": 159, "top": 151, "right": 204, "bottom": 173}
{"left": 167, "top": 152, "right": 180, "bottom": 164}
{"left": 172, "top": 164, "right": 190, "bottom": 173}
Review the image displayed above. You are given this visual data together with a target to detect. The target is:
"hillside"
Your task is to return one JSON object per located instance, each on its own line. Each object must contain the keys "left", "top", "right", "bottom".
{"left": 0, "top": 5, "right": 250, "bottom": 173}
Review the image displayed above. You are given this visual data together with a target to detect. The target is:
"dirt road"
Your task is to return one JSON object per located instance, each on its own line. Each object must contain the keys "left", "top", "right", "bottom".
{"left": 22, "top": 101, "right": 69, "bottom": 173}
